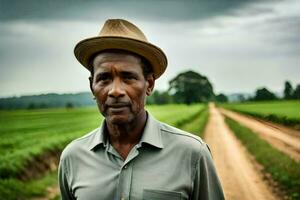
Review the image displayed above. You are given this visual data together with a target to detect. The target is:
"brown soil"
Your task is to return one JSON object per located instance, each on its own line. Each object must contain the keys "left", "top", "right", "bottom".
{"left": 20, "top": 150, "right": 61, "bottom": 181}
{"left": 30, "top": 186, "right": 60, "bottom": 200}
{"left": 24, "top": 150, "right": 61, "bottom": 200}
{"left": 204, "top": 104, "right": 279, "bottom": 200}
{"left": 220, "top": 108, "right": 300, "bottom": 162}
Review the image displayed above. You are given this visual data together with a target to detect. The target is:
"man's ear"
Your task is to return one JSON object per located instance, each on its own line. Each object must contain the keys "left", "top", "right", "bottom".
{"left": 89, "top": 76, "right": 94, "bottom": 95}
{"left": 146, "top": 74, "right": 155, "bottom": 96}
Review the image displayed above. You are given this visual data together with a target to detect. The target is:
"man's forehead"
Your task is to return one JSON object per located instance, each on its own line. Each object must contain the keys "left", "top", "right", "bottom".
{"left": 92, "top": 51, "right": 142, "bottom": 68}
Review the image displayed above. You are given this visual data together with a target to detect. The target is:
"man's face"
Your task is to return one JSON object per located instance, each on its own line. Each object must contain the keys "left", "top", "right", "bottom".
{"left": 90, "top": 52, "right": 154, "bottom": 125}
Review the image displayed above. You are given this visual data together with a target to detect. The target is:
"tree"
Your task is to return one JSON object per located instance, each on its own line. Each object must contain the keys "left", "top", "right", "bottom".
{"left": 147, "top": 90, "right": 172, "bottom": 104}
{"left": 27, "top": 102, "right": 36, "bottom": 109}
{"left": 283, "top": 81, "right": 293, "bottom": 100}
{"left": 293, "top": 84, "right": 300, "bottom": 99}
{"left": 254, "top": 87, "right": 277, "bottom": 101}
{"left": 237, "top": 94, "right": 246, "bottom": 102}
{"left": 66, "top": 102, "right": 74, "bottom": 109}
{"left": 152, "top": 90, "right": 172, "bottom": 104}
{"left": 168, "top": 70, "right": 214, "bottom": 104}
{"left": 215, "top": 93, "right": 228, "bottom": 102}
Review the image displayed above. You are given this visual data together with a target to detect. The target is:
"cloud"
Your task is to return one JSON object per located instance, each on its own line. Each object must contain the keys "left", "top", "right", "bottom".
{"left": 0, "top": 0, "right": 275, "bottom": 22}
{"left": 0, "top": 0, "right": 299, "bottom": 97}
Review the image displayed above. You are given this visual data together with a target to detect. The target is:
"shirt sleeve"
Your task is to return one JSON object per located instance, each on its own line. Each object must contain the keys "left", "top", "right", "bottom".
{"left": 192, "top": 143, "right": 225, "bottom": 200}
{"left": 58, "top": 158, "right": 75, "bottom": 200}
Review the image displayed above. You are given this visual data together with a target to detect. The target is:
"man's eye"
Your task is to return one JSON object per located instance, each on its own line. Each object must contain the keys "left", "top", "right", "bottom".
{"left": 96, "top": 74, "right": 111, "bottom": 82}
{"left": 124, "top": 74, "right": 137, "bottom": 80}
{"left": 125, "top": 76, "right": 134, "bottom": 80}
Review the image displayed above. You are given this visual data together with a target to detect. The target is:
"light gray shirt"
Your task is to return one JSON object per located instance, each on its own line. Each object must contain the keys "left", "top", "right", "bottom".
{"left": 58, "top": 113, "right": 224, "bottom": 200}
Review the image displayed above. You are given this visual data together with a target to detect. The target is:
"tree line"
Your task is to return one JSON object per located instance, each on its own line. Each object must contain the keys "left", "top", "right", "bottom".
{"left": 147, "top": 71, "right": 300, "bottom": 104}
{"left": 0, "top": 92, "right": 96, "bottom": 110}
{"left": 248, "top": 81, "right": 300, "bottom": 101}
{"left": 0, "top": 71, "right": 299, "bottom": 110}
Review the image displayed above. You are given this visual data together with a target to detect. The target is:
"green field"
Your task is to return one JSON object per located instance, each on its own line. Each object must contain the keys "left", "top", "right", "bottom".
{"left": 0, "top": 104, "right": 208, "bottom": 199}
{"left": 225, "top": 117, "right": 300, "bottom": 199}
{"left": 221, "top": 100, "right": 300, "bottom": 128}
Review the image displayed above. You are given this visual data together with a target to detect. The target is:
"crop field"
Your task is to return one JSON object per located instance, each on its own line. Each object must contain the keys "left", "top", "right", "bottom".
{"left": 2, "top": 101, "right": 300, "bottom": 200}
{"left": 0, "top": 104, "right": 208, "bottom": 199}
{"left": 221, "top": 100, "right": 300, "bottom": 128}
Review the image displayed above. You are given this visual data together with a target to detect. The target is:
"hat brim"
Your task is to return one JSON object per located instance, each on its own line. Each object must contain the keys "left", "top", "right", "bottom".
{"left": 74, "top": 36, "right": 168, "bottom": 79}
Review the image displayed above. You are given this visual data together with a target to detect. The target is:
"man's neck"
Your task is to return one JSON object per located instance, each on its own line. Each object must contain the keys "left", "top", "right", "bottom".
{"left": 106, "top": 111, "right": 147, "bottom": 160}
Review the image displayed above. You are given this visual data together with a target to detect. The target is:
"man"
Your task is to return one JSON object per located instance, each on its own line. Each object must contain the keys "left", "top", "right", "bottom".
{"left": 59, "top": 19, "right": 224, "bottom": 200}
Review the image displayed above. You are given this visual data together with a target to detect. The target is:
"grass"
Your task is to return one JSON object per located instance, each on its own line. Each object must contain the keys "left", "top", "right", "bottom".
{"left": 181, "top": 105, "right": 209, "bottom": 138}
{"left": 0, "top": 170, "right": 58, "bottom": 200}
{"left": 221, "top": 100, "right": 300, "bottom": 128}
{"left": 0, "top": 104, "right": 206, "bottom": 199}
{"left": 147, "top": 104, "right": 205, "bottom": 127}
{"left": 225, "top": 117, "right": 300, "bottom": 200}
{"left": 0, "top": 107, "right": 101, "bottom": 179}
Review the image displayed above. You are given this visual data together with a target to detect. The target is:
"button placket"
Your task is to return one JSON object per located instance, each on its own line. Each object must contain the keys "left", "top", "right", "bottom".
{"left": 118, "top": 163, "right": 133, "bottom": 200}
{"left": 116, "top": 146, "right": 139, "bottom": 200}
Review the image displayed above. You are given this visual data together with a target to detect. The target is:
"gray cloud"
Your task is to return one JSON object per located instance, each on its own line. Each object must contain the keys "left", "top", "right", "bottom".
{"left": 0, "top": 0, "right": 299, "bottom": 97}
{"left": 0, "top": 0, "right": 274, "bottom": 22}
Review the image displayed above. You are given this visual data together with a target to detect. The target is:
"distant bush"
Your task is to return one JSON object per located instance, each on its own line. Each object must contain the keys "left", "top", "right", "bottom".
{"left": 253, "top": 87, "right": 277, "bottom": 101}
{"left": 66, "top": 102, "right": 74, "bottom": 109}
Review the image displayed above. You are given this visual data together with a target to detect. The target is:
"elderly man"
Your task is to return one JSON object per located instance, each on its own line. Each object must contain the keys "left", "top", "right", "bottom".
{"left": 58, "top": 19, "right": 224, "bottom": 200}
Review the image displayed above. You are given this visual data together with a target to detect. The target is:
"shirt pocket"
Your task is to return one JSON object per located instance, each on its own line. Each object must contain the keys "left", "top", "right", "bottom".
{"left": 143, "top": 189, "right": 182, "bottom": 200}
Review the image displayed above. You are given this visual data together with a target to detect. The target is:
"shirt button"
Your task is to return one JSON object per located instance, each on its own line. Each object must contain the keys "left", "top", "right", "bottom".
{"left": 121, "top": 197, "right": 126, "bottom": 200}
{"left": 124, "top": 165, "right": 128, "bottom": 169}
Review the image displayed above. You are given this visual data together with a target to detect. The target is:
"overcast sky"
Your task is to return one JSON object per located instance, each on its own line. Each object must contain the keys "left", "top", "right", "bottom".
{"left": 0, "top": 0, "right": 299, "bottom": 98}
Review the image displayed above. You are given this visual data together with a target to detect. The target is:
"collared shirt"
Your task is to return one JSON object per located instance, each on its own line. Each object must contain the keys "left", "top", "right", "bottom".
{"left": 58, "top": 113, "right": 224, "bottom": 200}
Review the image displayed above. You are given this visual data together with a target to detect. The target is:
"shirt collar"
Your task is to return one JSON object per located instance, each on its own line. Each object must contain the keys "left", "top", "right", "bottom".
{"left": 88, "top": 121, "right": 107, "bottom": 151}
{"left": 138, "top": 112, "right": 164, "bottom": 149}
{"left": 89, "top": 111, "right": 164, "bottom": 151}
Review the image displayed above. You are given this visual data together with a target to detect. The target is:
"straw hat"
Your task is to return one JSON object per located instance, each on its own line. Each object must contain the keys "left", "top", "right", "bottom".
{"left": 74, "top": 19, "right": 168, "bottom": 79}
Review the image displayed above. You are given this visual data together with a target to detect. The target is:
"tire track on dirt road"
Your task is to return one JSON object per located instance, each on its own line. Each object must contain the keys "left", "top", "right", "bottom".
{"left": 220, "top": 108, "right": 300, "bottom": 162}
{"left": 204, "top": 104, "right": 278, "bottom": 200}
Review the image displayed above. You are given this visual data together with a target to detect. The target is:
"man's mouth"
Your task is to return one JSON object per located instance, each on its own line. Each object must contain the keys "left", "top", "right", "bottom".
{"left": 105, "top": 102, "right": 131, "bottom": 114}
{"left": 107, "top": 102, "right": 130, "bottom": 108}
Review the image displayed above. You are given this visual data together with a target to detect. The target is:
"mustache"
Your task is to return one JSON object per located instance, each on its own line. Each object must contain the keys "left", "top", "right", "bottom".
{"left": 105, "top": 100, "right": 131, "bottom": 108}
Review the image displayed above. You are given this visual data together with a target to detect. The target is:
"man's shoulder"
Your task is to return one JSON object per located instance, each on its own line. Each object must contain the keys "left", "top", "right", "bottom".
{"left": 60, "top": 128, "right": 100, "bottom": 160}
{"left": 158, "top": 121, "right": 206, "bottom": 150}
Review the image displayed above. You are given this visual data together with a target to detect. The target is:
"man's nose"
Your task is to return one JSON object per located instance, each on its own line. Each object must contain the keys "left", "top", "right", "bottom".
{"left": 108, "top": 78, "right": 125, "bottom": 98}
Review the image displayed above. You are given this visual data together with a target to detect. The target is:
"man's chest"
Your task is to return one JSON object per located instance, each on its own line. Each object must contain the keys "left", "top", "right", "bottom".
{"left": 70, "top": 149, "right": 193, "bottom": 200}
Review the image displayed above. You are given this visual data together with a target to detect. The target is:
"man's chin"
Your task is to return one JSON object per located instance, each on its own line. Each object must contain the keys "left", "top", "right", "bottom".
{"left": 106, "top": 115, "right": 132, "bottom": 125}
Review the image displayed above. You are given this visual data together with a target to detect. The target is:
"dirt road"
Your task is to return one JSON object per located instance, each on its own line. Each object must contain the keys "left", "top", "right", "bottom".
{"left": 220, "top": 108, "right": 300, "bottom": 162}
{"left": 204, "top": 104, "right": 278, "bottom": 200}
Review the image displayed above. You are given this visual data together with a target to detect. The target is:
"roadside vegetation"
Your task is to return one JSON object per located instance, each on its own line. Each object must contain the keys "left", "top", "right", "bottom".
{"left": 225, "top": 117, "right": 300, "bottom": 199}
{"left": 180, "top": 105, "right": 209, "bottom": 138}
{"left": 147, "top": 104, "right": 206, "bottom": 127}
{"left": 0, "top": 104, "right": 207, "bottom": 199}
{"left": 221, "top": 100, "right": 300, "bottom": 129}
